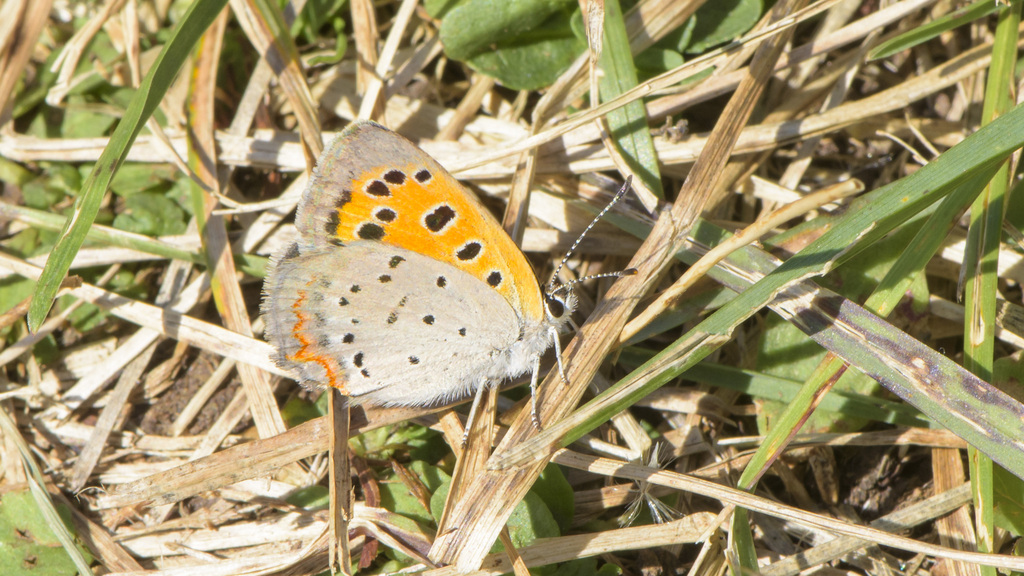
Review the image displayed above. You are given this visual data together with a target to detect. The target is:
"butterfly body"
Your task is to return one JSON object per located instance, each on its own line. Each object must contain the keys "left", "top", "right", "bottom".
{"left": 263, "top": 121, "right": 572, "bottom": 406}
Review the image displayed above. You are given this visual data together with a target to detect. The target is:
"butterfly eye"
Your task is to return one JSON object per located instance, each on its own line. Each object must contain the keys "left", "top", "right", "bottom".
{"left": 545, "top": 294, "right": 566, "bottom": 319}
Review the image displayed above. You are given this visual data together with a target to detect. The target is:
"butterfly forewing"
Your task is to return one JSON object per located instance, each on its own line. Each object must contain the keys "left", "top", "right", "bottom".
{"left": 297, "top": 122, "right": 545, "bottom": 324}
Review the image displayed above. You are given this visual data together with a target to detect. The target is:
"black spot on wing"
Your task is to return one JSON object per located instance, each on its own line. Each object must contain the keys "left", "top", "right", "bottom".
{"left": 379, "top": 274, "right": 392, "bottom": 283}
{"left": 487, "top": 271, "right": 502, "bottom": 287}
{"left": 354, "top": 352, "right": 364, "bottom": 367}
{"left": 282, "top": 243, "right": 301, "bottom": 260}
{"left": 366, "top": 180, "right": 390, "bottom": 196}
{"left": 414, "top": 169, "right": 431, "bottom": 183}
{"left": 390, "top": 255, "right": 406, "bottom": 268}
{"left": 409, "top": 356, "right": 420, "bottom": 364}
{"left": 436, "top": 276, "right": 447, "bottom": 288}
{"left": 384, "top": 169, "right": 406, "bottom": 185}
{"left": 424, "top": 205, "right": 456, "bottom": 233}
{"left": 325, "top": 211, "right": 340, "bottom": 237}
{"left": 343, "top": 333, "right": 355, "bottom": 343}
{"left": 375, "top": 207, "right": 396, "bottom": 222}
{"left": 423, "top": 315, "right": 435, "bottom": 325}
{"left": 357, "top": 223, "right": 385, "bottom": 240}
{"left": 457, "top": 241, "right": 482, "bottom": 261}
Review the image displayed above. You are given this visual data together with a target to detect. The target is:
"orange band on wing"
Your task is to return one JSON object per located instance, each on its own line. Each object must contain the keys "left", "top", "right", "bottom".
{"left": 287, "top": 288, "right": 347, "bottom": 392}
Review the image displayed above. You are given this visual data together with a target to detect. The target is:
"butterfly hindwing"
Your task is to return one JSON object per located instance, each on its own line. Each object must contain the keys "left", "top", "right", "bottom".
{"left": 262, "top": 241, "right": 523, "bottom": 406}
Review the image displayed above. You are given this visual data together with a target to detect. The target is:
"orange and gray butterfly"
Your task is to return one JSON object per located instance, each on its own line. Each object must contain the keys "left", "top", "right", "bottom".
{"left": 263, "top": 242, "right": 533, "bottom": 405}
{"left": 263, "top": 121, "right": 573, "bottom": 406}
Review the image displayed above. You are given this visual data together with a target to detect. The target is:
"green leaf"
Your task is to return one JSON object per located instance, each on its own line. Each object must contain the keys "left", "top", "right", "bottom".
{"left": 686, "top": 0, "right": 762, "bottom": 54}
{"left": 437, "top": 0, "right": 585, "bottom": 90}
{"left": 112, "top": 191, "right": 188, "bottom": 236}
{"left": 286, "top": 485, "right": 330, "bottom": 509}
{"left": 27, "top": 0, "right": 232, "bottom": 332}
{"left": 0, "top": 157, "right": 34, "bottom": 187}
{"left": 407, "top": 460, "right": 450, "bottom": 493}
{"left": 61, "top": 95, "right": 118, "bottom": 138}
{"left": 381, "top": 461, "right": 450, "bottom": 527}
{"left": 280, "top": 396, "right": 324, "bottom": 427}
{"left": 533, "top": 464, "right": 574, "bottom": 533}
{"left": 551, "top": 557, "right": 622, "bottom": 576}
{"left": 634, "top": 47, "right": 685, "bottom": 81}
{"left": 995, "top": 465, "right": 1024, "bottom": 535}
{"left": 380, "top": 479, "right": 434, "bottom": 527}
{"left": 439, "top": 0, "right": 576, "bottom": 60}
{"left": 105, "top": 163, "right": 180, "bottom": 197}
{"left": 424, "top": 0, "right": 461, "bottom": 19}
{"left": 0, "top": 490, "right": 92, "bottom": 576}
{"left": 505, "top": 491, "right": 561, "bottom": 549}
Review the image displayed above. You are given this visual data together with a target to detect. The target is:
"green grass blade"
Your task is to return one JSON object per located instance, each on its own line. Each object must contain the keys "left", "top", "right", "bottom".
{"left": 599, "top": 0, "right": 663, "bottom": 198}
{"left": 868, "top": 0, "right": 1001, "bottom": 60}
{"left": 963, "top": 1, "right": 1021, "bottom": 569}
{"left": 26, "top": 0, "right": 231, "bottom": 332}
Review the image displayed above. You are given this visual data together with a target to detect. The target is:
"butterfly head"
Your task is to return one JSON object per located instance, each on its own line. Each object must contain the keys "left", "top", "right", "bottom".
{"left": 543, "top": 284, "right": 577, "bottom": 326}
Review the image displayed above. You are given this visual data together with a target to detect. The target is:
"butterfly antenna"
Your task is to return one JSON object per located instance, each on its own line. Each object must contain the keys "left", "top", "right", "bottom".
{"left": 547, "top": 176, "right": 633, "bottom": 293}
{"left": 550, "top": 268, "right": 638, "bottom": 296}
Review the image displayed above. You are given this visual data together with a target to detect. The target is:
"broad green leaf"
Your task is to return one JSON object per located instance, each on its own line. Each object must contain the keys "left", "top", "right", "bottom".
{"left": 286, "top": 485, "right": 329, "bottom": 509}
{"left": 380, "top": 478, "right": 434, "bottom": 527}
{"left": 533, "top": 464, "right": 574, "bottom": 533}
{"left": 62, "top": 95, "right": 118, "bottom": 138}
{"left": 113, "top": 191, "right": 188, "bottom": 236}
{"left": 0, "top": 490, "right": 92, "bottom": 576}
{"left": 686, "top": 0, "right": 762, "bottom": 54}
{"left": 436, "top": 0, "right": 585, "bottom": 90}
{"left": 634, "top": 47, "right": 685, "bottom": 81}
{"left": 994, "top": 465, "right": 1024, "bottom": 535}
{"left": 505, "top": 491, "right": 561, "bottom": 548}
{"left": 439, "top": 0, "right": 576, "bottom": 60}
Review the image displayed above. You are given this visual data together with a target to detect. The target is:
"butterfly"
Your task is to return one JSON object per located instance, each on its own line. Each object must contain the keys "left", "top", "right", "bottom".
{"left": 262, "top": 121, "right": 576, "bottom": 410}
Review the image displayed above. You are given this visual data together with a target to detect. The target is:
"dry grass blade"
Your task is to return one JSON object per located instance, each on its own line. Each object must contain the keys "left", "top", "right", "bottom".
{"left": 553, "top": 451, "right": 1024, "bottom": 571}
